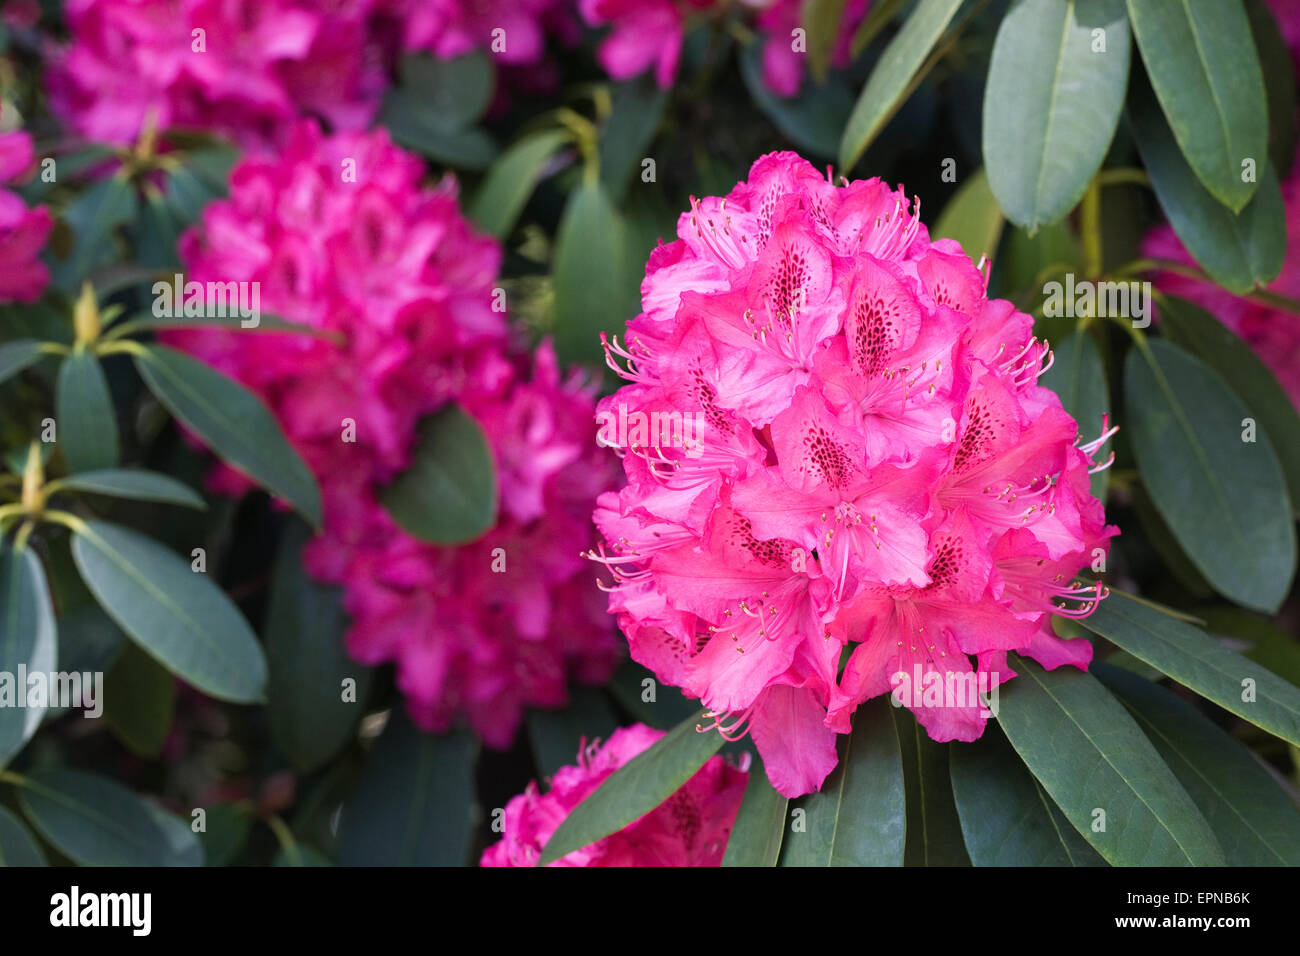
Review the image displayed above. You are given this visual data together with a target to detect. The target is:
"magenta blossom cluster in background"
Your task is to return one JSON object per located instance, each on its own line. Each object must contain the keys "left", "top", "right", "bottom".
{"left": 46, "top": 0, "right": 571, "bottom": 151}
{"left": 481, "top": 723, "right": 747, "bottom": 866}
{"left": 593, "top": 153, "right": 1116, "bottom": 798}
{"left": 580, "top": 0, "right": 870, "bottom": 96}
{"left": 166, "top": 121, "right": 621, "bottom": 747}
{"left": 0, "top": 130, "right": 52, "bottom": 303}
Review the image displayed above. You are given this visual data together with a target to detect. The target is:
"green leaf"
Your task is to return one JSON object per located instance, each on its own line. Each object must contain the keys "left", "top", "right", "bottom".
{"left": 379, "top": 90, "right": 497, "bottom": 170}
{"left": 133, "top": 344, "right": 321, "bottom": 527}
{"left": 983, "top": 0, "right": 1129, "bottom": 230}
{"left": 1158, "top": 295, "right": 1300, "bottom": 515}
{"left": 266, "top": 520, "right": 372, "bottom": 773}
{"left": 895, "top": 707, "right": 970, "bottom": 865}
{"left": 722, "top": 756, "right": 788, "bottom": 867}
{"left": 0, "top": 805, "right": 46, "bottom": 866}
{"left": 1095, "top": 662, "right": 1300, "bottom": 865}
{"left": 851, "top": 0, "right": 909, "bottom": 57}
{"left": 17, "top": 767, "right": 202, "bottom": 866}
{"left": 145, "top": 802, "right": 205, "bottom": 867}
{"left": 932, "top": 167, "right": 1004, "bottom": 265}
{"left": 56, "top": 346, "right": 119, "bottom": 473}
{"left": 1246, "top": 0, "right": 1297, "bottom": 175}
{"left": 1080, "top": 591, "right": 1300, "bottom": 746}
{"left": 398, "top": 52, "right": 495, "bottom": 130}
{"left": 1127, "top": 0, "right": 1268, "bottom": 212}
{"left": 839, "top": 0, "right": 964, "bottom": 172}
{"left": 950, "top": 722, "right": 1106, "bottom": 866}
{"left": 1198, "top": 605, "right": 1300, "bottom": 687}
{"left": 552, "top": 177, "right": 628, "bottom": 366}
{"left": 135, "top": 189, "right": 183, "bottom": 270}
{"left": 54, "top": 176, "right": 138, "bottom": 288}
{"left": 70, "top": 519, "right": 268, "bottom": 703}
{"left": 50, "top": 468, "right": 206, "bottom": 510}
{"left": 600, "top": 80, "right": 669, "bottom": 204}
{"left": 997, "top": 653, "right": 1225, "bottom": 865}
{"left": 806, "top": 0, "right": 850, "bottom": 83}
{"left": 104, "top": 642, "right": 176, "bottom": 759}
{"left": 380, "top": 403, "right": 498, "bottom": 545}
{"left": 108, "top": 310, "right": 329, "bottom": 340}
{"left": 1040, "top": 328, "right": 1109, "bottom": 501}
{"left": 539, "top": 709, "right": 725, "bottom": 865}
{"left": 778, "top": 696, "right": 906, "bottom": 866}
{"left": 1131, "top": 69, "right": 1285, "bottom": 294}
{"left": 0, "top": 339, "right": 44, "bottom": 386}
{"left": 740, "top": 43, "right": 856, "bottom": 158}
{"left": 527, "top": 687, "right": 618, "bottom": 779}
{"left": 469, "top": 129, "right": 570, "bottom": 238}
{"left": 0, "top": 544, "right": 57, "bottom": 769}
{"left": 197, "top": 804, "right": 252, "bottom": 867}
{"left": 337, "top": 715, "right": 477, "bottom": 866}
{"left": 165, "top": 165, "right": 221, "bottom": 225}
{"left": 1123, "top": 339, "right": 1295, "bottom": 611}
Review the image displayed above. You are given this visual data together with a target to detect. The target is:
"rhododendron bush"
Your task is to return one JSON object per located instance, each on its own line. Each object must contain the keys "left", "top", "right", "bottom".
{"left": 0, "top": 0, "right": 1299, "bottom": 877}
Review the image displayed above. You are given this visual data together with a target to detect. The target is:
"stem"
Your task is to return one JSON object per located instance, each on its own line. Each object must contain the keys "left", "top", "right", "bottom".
{"left": 1097, "top": 167, "right": 1151, "bottom": 189}
{"left": 0, "top": 770, "right": 25, "bottom": 787}
{"left": 265, "top": 815, "right": 301, "bottom": 866}
{"left": 95, "top": 338, "right": 151, "bottom": 358}
{"left": 40, "top": 509, "right": 90, "bottom": 536}
{"left": 1080, "top": 176, "right": 1103, "bottom": 279}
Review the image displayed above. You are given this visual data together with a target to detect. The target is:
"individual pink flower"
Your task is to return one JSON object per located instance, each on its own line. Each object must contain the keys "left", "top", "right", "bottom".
{"left": 481, "top": 723, "right": 748, "bottom": 866}
{"left": 579, "top": 0, "right": 711, "bottom": 88}
{"left": 46, "top": 0, "right": 390, "bottom": 150}
{"left": 0, "top": 131, "right": 53, "bottom": 304}
{"left": 1142, "top": 164, "right": 1300, "bottom": 408}
{"left": 755, "top": 0, "right": 871, "bottom": 98}
{"left": 166, "top": 121, "right": 621, "bottom": 746}
{"left": 592, "top": 152, "right": 1116, "bottom": 798}
{"left": 379, "top": 0, "right": 563, "bottom": 65}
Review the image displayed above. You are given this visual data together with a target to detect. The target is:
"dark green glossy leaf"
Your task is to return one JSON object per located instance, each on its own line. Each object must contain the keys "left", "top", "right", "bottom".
{"left": 1127, "top": 0, "right": 1268, "bottom": 211}
{"left": 527, "top": 686, "right": 618, "bottom": 779}
{"left": 0, "top": 545, "right": 56, "bottom": 768}
{"left": 56, "top": 347, "right": 119, "bottom": 473}
{"left": 50, "top": 468, "right": 205, "bottom": 510}
{"left": 0, "top": 339, "right": 44, "bottom": 386}
{"left": 133, "top": 344, "right": 321, "bottom": 527}
{"left": 337, "top": 715, "right": 477, "bottom": 866}
{"left": 0, "top": 805, "right": 46, "bottom": 866}
{"left": 1095, "top": 662, "right": 1300, "bottom": 865}
{"left": 722, "top": 756, "right": 788, "bottom": 867}
{"left": 539, "top": 709, "right": 724, "bottom": 864}
{"left": 599, "top": 80, "right": 669, "bottom": 204}
{"left": 1123, "top": 339, "right": 1295, "bottom": 611}
{"left": 740, "top": 43, "right": 856, "bottom": 158}
{"left": 103, "top": 642, "right": 176, "bottom": 759}
{"left": 469, "top": 129, "right": 570, "bottom": 238}
{"left": 1246, "top": 0, "right": 1297, "bottom": 174}
{"left": 840, "top": 0, "right": 964, "bottom": 171}
{"left": 983, "top": 0, "right": 1129, "bottom": 230}
{"left": 380, "top": 403, "right": 498, "bottom": 546}
{"left": 552, "top": 178, "right": 628, "bottom": 366}
{"left": 998, "top": 654, "right": 1224, "bottom": 865}
{"left": 950, "top": 722, "right": 1106, "bottom": 866}
{"left": 17, "top": 767, "right": 201, "bottom": 866}
{"left": 1081, "top": 591, "right": 1300, "bottom": 745}
{"left": 71, "top": 519, "right": 267, "bottom": 704}
{"left": 779, "top": 696, "right": 906, "bottom": 866}
{"left": 896, "top": 707, "right": 970, "bottom": 865}
{"left": 1158, "top": 295, "right": 1300, "bottom": 514}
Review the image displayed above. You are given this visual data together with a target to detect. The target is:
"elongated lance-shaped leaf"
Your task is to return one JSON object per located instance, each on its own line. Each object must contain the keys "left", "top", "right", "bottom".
{"left": 1081, "top": 591, "right": 1300, "bottom": 745}
{"left": 983, "top": 0, "right": 1130, "bottom": 231}
{"left": 133, "top": 344, "right": 321, "bottom": 527}
{"left": 539, "top": 709, "right": 726, "bottom": 865}
{"left": 1095, "top": 662, "right": 1300, "bottom": 865}
{"left": 998, "top": 654, "right": 1224, "bottom": 866}
{"left": 0, "top": 544, "right": 56, "bottom": 769}
{"left": 56, "top": 346, "right": 119, "bottom": 473}
{"left": 50, "top": 468, "right": 205, "bottom": 510}
{"left": 723, "top": 754, "right": 789, "bottom": 867}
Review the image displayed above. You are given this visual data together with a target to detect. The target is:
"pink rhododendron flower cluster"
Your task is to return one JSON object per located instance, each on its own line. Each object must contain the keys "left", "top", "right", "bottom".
{"left": 166, "top": 121, "right": 621, "bottom": 746}
{"left": 0, "top": 131, "right": 53, "bottom": 304}
{"left": 47, "top": 0, "right": 572, "bottom": 150}
{"left": 580, "top": 0, "right": 870, "bottom": 95}
{"left": 481, "top": 723, "right": 747, "bottom": 866}
{"left": 47, "top": 0, "right": 392, "bottom": 150}
{"left": 592, "top": 152, "right": 1117, "bottom": 798}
